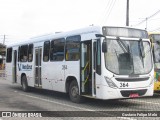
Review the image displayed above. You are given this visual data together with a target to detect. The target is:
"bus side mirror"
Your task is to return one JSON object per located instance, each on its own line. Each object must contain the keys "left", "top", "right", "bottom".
{"left": 102, "top": 42, "right": 107, "bottom": 52}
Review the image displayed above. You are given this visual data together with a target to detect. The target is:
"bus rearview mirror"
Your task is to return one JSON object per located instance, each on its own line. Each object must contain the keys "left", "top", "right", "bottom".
{"left": 102, "top": 42, "right": 107, "bottom": 52}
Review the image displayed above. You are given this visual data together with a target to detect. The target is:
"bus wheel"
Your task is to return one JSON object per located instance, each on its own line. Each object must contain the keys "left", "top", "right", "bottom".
{"left": 69, "top": 80, "right": 83, "bottom": 103}
{"left": 22, "top": 76, "right": 29, "bottom": 92}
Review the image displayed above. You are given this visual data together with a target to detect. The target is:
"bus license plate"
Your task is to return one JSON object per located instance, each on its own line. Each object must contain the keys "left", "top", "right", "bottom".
{"left": 129, "top": 93, "right": 139, "bottom": 98}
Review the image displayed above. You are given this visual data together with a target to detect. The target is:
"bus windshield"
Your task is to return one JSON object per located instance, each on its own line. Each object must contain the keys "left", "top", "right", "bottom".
{"left": 152, "top": 34, "right": 160, "bottom": 69}
{"left": 153, "top": 42, "right": 160, "bottom": 64}
{"left": 151, "top": 34, "right": 160, "bottom": 43}
{"left": 103, "top": 39, "right": 152, "bottom": 75}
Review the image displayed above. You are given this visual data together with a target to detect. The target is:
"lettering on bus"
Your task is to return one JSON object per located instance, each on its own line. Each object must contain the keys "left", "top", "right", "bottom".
{"left": 18, "top": 64, "right": 32, "bottom": 71}
{"left": 120, "top": 82, "right": 129, "bottom": 88}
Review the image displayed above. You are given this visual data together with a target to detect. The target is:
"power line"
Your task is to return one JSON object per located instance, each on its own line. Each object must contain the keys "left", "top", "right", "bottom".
{"left": 131, "top": 17, "right": 160, "bottom": 22}
{"left": 100, "top": 0, "right": 113, "bottom": 24}
{"left": 149, "top": 27, "right": 160, "bottom": 32}
{"left": 106, "top": 0, "right": 116, "bottom": 20}
{"left": 101, "top": 0, "right": 117, "bottom": 25}
{"left": 149, "top": 17, "right": 160, "bottom": 21}
{"left": 133, "top": 10, "right": 160, "bottom": 27}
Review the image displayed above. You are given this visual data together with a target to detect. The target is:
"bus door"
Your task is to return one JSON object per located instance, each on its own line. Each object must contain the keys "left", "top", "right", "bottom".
{"left": 13, "top": 50, "right": 17, "bottom": 83}
{"left": 81, "top": 40, "right": 92, "bottom": 95}
{"left": 92, "top": 40, "right": 97, "bottom": 96}
{"left": 35, "top": 47, "right": 42, "bottom": 88}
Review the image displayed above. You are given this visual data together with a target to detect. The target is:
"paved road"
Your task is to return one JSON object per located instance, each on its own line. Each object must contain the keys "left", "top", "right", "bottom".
{"left": 0, "top": 77, "right": 160, "bottom": 120}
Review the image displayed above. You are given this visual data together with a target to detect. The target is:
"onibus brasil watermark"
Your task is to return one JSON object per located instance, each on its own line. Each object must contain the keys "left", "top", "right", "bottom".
{"left": 122, "top": 112, "right": 158, "bottom": 117}
{"left": 1, "top": 112, "right": 42, "bottom": 118}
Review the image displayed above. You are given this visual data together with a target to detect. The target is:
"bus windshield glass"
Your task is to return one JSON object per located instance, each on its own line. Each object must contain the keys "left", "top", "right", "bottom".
{"left": 103, "top": 39, "right": 152, "bottom": 75}
{"left": 102, "top": 26, "right": 148, "bottom": 39}
{"left": 151, "top": 34, "right": 160, "bottom": 43}
{"left": 152, "top": 34, "right": 160, "bottom": 67}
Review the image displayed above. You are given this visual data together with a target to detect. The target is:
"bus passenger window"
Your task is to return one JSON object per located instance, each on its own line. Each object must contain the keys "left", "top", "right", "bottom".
{"left": 20, "top": 45, "right": 28, "bottom": 62}
{"left": 28, "top": 44, "right": 33, "bottom": 62}
{"left": 43, "top": 41, "right": 50, "bottom": 62}
{"left": 66, "top": 35, "right": 80, "bottom": 61}
{"left": 6, "top": 48, "right": 12, "bottom": 63}
{"left": 50, "top": 38, "right": 65, "bottom": 61}
{"left": 18, "top": 47, "right": 21, "bottom": 62}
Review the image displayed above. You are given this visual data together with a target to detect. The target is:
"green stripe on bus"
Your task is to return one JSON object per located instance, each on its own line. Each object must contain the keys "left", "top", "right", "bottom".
{"left": 156, "top": 72, "right": 159, "bottom": 80}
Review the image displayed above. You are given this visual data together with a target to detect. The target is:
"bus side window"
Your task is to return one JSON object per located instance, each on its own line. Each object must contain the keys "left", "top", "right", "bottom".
{"left": 43, "top": 41, "right": 50, "bottom": 62}
{"left": 18, "top": 46, "right": 21, "bottom": 62}
{"left": 66, "top": 35, "right": 81, "bottom": 61}
{"left": 6, "top": 48, "right": 12, "bottom": 63}
{"left": 28, "top": 44, "right": 33, "bottom": 62}
{"left": 96, "top": 40, "right": 101, "bottom": 75}
{"left": 50, "top": 38, "right": 65, "bottom": 61}
{"left": 20, "top": 45, "right": 28, "bottom": 62}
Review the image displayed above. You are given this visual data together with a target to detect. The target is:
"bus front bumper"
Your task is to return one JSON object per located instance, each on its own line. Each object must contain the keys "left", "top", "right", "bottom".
{"left": 95, "top": 85, "right": 154, "bottom": 100}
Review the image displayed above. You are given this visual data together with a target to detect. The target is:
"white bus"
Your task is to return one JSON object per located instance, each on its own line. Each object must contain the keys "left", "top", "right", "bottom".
{"left": 6, "top": 26, "right": 154, "bottom": 103}
{"left": 149, "top": 33, "right": 160, "bottom": 91}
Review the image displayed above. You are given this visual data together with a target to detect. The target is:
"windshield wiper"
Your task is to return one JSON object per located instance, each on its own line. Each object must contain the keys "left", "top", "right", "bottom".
{"left": 128, "top": 45, "right": 134, "bottom": 74}
{"left": 116, "top": 37, "right": 129, "bottom": 53}
{"left": 116, "top": 37, "right": 134, "bottom": 74}
{"left": 139, "top": 39, "right": 145, "bottom": 68}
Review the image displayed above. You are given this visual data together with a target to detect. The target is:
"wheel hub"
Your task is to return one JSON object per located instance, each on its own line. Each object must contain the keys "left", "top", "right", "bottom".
{"left": 71, "top": 86, "right": 78, "bottom": 98}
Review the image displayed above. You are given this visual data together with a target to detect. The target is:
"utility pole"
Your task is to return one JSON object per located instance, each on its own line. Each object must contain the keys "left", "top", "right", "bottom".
{"left": 133, "top": 10, "right": 160, "bottom": 28}
{"left": 126, "top": 0, "right": 129, "bottom": 26}
{"left": 0, "top": 35, "right": 7, "bottom": 45}
{"left": 3, "top": 35, "right": 5, "bottom": 45}
{"left": 145, "top": 18, "right": 148, "bottom": 30}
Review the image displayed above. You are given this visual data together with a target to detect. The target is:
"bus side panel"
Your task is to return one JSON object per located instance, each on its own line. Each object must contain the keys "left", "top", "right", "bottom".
{"left": 16, "top": 64, "right": 21, "bottom": 84}
{"left": 6, "top": 48, "right": 14, "bottom": 83}
{"left": 27, "top": 47, "right": 36, "bottom": 88}
{"left": 50, "top": 61, "right": 65, "bottom": 92}
{"left": 41, "top": 62, "right": 53, "bottom": 90}
{"left": 65, "top": 61, "right": 80, "bottom": 91}
{"left": 27, "top": 69, "right": 35, "bottom": 88}
{"left": 16, "top": 62, "right": 34, "bottom": 87}
{"left": 5, "top": 62, "right": 13, "bottom": 83}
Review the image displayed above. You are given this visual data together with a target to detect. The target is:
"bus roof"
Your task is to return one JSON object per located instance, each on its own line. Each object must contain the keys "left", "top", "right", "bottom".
{"left": 7, "top": 26, "right": 102, "bottom": 47}
{"left": 7, "top": 26, "right": 148, "bottom": 47}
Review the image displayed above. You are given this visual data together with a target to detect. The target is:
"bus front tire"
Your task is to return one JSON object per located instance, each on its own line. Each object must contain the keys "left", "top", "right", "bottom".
{"left": 22, "top": 76, "right": 29, "bottom": 92}
{"left": 69, "top": 80, "right": 83, "bottom": 103}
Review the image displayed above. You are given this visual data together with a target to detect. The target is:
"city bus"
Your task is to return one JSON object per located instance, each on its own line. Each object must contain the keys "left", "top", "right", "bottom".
{"left": 6, "top": 26, "right": 154, "bottom": 103}
{"left": 149, "top": 32, "right": 160, "bottom": 91}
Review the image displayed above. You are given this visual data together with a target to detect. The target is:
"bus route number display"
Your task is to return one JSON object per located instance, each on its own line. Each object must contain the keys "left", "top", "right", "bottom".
{"left": 120, "top": 83, "right": 129, "bottom": 88}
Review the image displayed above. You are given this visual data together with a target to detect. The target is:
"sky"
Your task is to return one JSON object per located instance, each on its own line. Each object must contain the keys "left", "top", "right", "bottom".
{"left": 0, "top": 0, "right": 160, "bottom": 45}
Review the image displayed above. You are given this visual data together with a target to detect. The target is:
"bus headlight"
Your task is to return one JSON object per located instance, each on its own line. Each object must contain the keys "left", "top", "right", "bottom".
{"left": 154, "top": 78, "right": 157, "bottom": 82}
{"left": 149, "top": 77, "right": 154, "bottom": 86}
{"left": 104, "top": 77, "right": 118, "bottom": 88}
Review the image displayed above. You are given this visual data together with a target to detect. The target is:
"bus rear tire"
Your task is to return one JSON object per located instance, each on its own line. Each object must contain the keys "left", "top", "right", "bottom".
{"left": 22, "top": 76, "right": 29, "bottom": 92}
{"left": 69, "top": 80, "right": 84, "bottom": 103}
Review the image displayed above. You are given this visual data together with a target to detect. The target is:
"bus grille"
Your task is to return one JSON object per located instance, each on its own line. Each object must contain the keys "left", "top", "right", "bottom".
{"left": 120, "top": 89, "right": 147, "bottom": 97}
{"left": 115, "top": 77, "right": 149, "bottom": 82}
